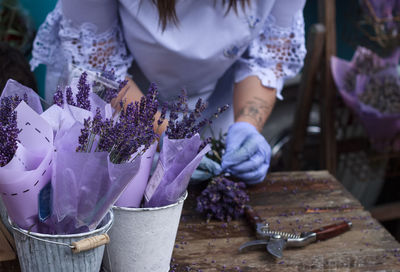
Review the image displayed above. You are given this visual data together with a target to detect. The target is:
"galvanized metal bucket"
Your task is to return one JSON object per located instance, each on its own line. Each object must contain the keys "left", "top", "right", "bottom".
{"left": 10, "top": 211, "right": 113, "bottom": 272}
{"left": 102, "top": 192, "right": 187, "bottom": 272}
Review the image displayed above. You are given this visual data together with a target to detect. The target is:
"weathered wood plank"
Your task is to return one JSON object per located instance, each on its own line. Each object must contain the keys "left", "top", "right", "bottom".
{"left": 172, "top": 171, "right": 400, "bottom": 271}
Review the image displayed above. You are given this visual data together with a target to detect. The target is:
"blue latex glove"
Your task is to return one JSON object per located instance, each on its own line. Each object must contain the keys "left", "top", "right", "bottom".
{"left": 221, "top": 122, "right": 271, "bottom": 185}
{"left": 191, "top": 156, "right": 222, "bottom": 183}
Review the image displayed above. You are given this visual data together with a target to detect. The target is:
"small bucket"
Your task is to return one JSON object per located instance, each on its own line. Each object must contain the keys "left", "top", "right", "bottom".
{"left": 102, "top": 192, "right": 187, "bottom": 272}
{"left": 10, "top": 211, "right": 113, "bottom": 272}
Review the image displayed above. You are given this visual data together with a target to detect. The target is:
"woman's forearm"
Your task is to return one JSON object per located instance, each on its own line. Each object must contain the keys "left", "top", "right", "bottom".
{"left": 233, "top": 76, "right": 276, "bottom": 131}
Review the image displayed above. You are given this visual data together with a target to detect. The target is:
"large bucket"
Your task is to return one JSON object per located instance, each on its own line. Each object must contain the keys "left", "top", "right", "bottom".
{"left": 102, "top": 192, "right": 187, "bottom": 272}
{"left": 10, "top": 211, "right": 113, "bottom": 272}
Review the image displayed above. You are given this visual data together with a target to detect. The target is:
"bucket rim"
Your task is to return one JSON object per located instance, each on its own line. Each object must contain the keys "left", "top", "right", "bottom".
{"left": 113, "top": 191, "right": 188, "bottom": 212}
{"left": 9, "top": 210, "right": 113, "bottom": 239}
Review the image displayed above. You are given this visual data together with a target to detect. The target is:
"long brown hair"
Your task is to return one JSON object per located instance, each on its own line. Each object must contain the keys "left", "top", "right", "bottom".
{"left": 152, "top": 0, "right": 251, "bottom": 31}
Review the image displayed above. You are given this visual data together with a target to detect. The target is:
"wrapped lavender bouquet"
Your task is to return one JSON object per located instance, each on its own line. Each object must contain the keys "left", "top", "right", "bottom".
{"left": 144, "top": 91, "right": 228, "bottom": 207}
{"left": 331, "top": 46, "right": 400, "bottom": 151}
{"left": 0, "top": 80, "right": 53, "bottom": 231}
{"left": 47, "top": 79, "right": 160, "bottom": 233}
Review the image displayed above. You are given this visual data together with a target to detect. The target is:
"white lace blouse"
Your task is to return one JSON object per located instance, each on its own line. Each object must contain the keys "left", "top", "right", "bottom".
{"left": 31, "top": 0, "right": 306, "bottom": 104}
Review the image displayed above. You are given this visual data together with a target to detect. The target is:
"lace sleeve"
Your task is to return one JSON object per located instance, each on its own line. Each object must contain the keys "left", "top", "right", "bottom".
{"left": 235, "top": 5, "right": 306, "bottom": 99}
{"left": 30, "top": 2, "right": 133, "bottom": 80}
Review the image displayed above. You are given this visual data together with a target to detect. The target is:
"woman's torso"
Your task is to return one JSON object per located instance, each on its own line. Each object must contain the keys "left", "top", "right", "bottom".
{"left": 118, "top": 0, "right": 275, "bottom": 102}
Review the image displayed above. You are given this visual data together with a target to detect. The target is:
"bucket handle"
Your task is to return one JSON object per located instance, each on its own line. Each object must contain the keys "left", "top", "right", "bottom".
{"left": 11, "top": 223, "right": 112, "bottom": 253}
{"left": 71, "top": 234, "right": 110, "bottom": 253}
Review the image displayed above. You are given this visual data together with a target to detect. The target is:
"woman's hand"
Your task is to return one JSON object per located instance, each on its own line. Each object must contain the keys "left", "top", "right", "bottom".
{"left": 191, "top": 156, "right": 222, "bottom": 183}
{"left": 111, "top": 77, "right": 143, "bottom": 112}
{"left": 111, "top": 77, "right": 168, "bottom": 135}
{"left": 221, "top": 122, "right": 271, "bottom": 184}
{"left": 221, "top": 76, "right": 276, "bottom": 184}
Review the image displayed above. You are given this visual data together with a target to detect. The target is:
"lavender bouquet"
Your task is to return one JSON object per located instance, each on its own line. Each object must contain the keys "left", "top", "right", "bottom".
{"left": 46, "top": 79, "right": 161, "bottom": 233}
{"left": 0, "top": 80, "right": 53, "bottom": 231}
{"left": 0, "top": 72, "right": 161, "bottom": 234}
{"left": 144, "top": 91, "right": 228, "bottom": 207}
{"left": 195, "top": 133, "right": 250, "bottom": 222}
{"left": 331, "top": 46, "right": 400, "bottom": 151}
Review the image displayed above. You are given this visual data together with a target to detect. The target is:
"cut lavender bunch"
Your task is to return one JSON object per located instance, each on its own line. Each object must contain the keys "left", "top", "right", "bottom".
{"left": 165, "top": 90, "right": 229, "bottom": 140}
{"left": 359, "top": 74, "right": 400, "bottom": 114}
{"left": 0, "top": 94, "right": 27, "bottom": 166}
{"left": 196, "top": 176, "right": 249, "bottom": 222}
{"left": 195, "top": 132, "right": 252, "bottom": 222}
{"left": 144, "top": 89, "right": 228, "bottom": 207}
{"left": 52, "top": 72, "right": 91, "bottom": 110}
{"left": 76, "top": 84, "right": 160, "bottom": 164}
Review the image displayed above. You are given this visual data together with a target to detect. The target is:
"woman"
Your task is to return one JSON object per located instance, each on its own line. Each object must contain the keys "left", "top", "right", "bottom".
{"left": 30, "top": 0, "right": 307, "bottom": 184}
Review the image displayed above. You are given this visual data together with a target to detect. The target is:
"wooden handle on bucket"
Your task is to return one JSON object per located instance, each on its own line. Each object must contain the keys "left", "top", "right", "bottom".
{"left": 71, "top": 234, "right": 110, "bottom": 254}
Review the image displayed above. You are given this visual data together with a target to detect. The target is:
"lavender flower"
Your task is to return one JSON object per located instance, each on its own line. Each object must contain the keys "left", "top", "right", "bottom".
{"left": 0, "top": 95, "right": 26, "bottom": 167}
{"left": 196, "top": 176, "right": 250, "bottom": 222}
{"left": 65, "top": 86, "right": 76, "bottom": 107}
{"left": 76, "top": 72, "right": 91, "bottom": 111}
{"left": 158, "top": 102, "right": 168, "bottom": 127}
{"left": 100, "top": 66, "right": 116, "bottom": 81}
{"left": 76, "top": 117, "right": 91, "bottom": 153}
{"left": 53, "top": 86, "right": 64, "bottom": 107}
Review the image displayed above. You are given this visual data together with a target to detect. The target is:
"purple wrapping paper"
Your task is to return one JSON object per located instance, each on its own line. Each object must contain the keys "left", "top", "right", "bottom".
{"left": 115, "top": 142, "right": 157, "bottom": 208}
{"left": 1, "top": 79, "right": 43, "bottom": 114}
{"left": 354, "top": 75, "right": 400, "bottom": 140}
{"left": 51, "top": 122, "right": 141, "bottom": 233}
{"left": 0, "top": 102, "right": 53, "bottom": 231}
{"left": 144, "top": 134, "right": 210, "bottom": 207}
{"left": 331, "top": 50, "right": 400, "bottom": 149}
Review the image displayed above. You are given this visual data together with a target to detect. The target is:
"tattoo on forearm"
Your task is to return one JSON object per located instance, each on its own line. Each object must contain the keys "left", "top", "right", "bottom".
{"left": 237, "top": 97, "right": 272, "bottom": 128}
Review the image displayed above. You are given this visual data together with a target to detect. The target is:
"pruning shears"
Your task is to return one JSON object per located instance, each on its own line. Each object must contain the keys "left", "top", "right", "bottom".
{"left": 239, "top": 205, "right": 352, "bottom": 258}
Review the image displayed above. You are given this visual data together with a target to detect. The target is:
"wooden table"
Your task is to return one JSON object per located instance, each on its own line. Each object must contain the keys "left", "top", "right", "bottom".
{"left": 171, "top": 171, "right": 400, "bottom": 271}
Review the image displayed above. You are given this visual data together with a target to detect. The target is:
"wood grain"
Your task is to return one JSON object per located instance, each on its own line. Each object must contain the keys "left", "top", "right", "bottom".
{"left": 171, "top": 171, "right": 400, "bottom": 271}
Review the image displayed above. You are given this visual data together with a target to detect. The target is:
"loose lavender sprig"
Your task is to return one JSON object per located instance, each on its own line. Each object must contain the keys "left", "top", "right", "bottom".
{"left": 0, "top": 95, "right": 27, "bottom": 167}
{"left": 196, "top": 176, "right": 250, "bottom": 222}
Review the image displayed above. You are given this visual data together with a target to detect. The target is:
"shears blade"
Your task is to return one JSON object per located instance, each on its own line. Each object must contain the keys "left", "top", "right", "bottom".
{"left": 238, "top": 240, "right": 268, "bottom": 252}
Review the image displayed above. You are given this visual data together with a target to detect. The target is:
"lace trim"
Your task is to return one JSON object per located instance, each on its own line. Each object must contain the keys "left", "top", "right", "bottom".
{"left": 235, "top": 10, "right": 306, "bottom": 95}
{"left": 30, "top": 2, "right": 64, "bottom": 71}
{"left": 235, "top": 59, "right": 284, "bottom": 99}
{"left": 30, "top": 3, "right": 133, "bottom": 79}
